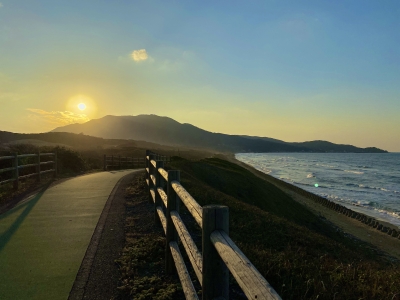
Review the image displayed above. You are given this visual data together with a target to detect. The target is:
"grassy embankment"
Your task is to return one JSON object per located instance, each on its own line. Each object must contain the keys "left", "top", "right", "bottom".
{"left": 119, "top": 156, "right": 400, "bottom": 300}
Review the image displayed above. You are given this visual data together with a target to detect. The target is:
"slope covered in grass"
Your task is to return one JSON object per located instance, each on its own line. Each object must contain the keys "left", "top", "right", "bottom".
{"left": 169, "top": 157, "right": 400, "bottom": 299}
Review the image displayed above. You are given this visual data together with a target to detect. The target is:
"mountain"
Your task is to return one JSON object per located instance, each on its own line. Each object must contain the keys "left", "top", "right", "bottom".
{"left": 291, "top": 141, "right": 385, "bottom": 153}
{"left": 50, "top": 114, "right": 387, "bottom": 153}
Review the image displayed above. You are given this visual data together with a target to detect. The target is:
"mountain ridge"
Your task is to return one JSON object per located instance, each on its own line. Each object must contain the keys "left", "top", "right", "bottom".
{"left": 48, "top": 114, "right": 387, "bottom": 153}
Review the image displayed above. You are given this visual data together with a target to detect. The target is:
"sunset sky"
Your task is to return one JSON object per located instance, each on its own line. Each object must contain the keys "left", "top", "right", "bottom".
{"left": 0, "top": 1, "right": 399, "bottom": 151}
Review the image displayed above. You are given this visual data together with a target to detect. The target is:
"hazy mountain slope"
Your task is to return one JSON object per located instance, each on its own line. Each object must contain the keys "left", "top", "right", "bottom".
{"left": 51, "top": 115, "right": 306, "bottom": 152}
{"left": 50, "top": 114, "right": 387, "bottom": 153}
{"left": 0, "top": 131, "right": 107, "bottom": 148}
{"left": 291, "top": 140, "right": 386, "bottom": 153}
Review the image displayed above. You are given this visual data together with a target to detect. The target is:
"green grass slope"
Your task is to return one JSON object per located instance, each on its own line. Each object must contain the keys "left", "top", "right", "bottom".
{"left": 170, "top": 157, "right": 400, "bottom": 299}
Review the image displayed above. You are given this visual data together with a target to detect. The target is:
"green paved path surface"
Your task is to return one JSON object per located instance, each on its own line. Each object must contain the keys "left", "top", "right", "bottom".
{"left": 0, "top": 170, "right": 138, "bottom": 300}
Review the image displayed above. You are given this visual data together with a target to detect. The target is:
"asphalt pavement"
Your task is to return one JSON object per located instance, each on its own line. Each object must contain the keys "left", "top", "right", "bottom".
{"left": 0, "top": 169, "right": 139, "bottom": 300}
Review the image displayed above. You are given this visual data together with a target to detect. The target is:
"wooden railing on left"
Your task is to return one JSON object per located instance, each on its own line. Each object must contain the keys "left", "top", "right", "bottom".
{"left": 0, "top": 152, "right": 57, "bottom": 190}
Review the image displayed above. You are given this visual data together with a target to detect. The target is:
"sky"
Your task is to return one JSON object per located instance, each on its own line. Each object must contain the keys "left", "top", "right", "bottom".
{"left": 0, "top": 1, "right": 399, "bottom": 151}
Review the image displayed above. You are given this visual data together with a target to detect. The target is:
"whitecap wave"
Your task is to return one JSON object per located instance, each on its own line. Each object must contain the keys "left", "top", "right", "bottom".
{"left": 344, "top": 170, "right": 364, "bottom": 175}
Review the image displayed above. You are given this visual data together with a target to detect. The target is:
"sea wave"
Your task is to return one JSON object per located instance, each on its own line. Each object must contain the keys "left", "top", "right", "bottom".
{"left": 344, "top": 170, "right": 364, "bottom": 175}
{"left": 358, "top": 184, "right": 399, "bottom": 194}
{"left": 235, "top": 152, "right": 400, "bottom": 227}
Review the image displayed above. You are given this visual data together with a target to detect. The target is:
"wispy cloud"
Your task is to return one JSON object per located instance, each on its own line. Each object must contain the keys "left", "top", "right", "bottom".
{"left": 0, "top": 3, "right": 3, "bottom": 8}
{"left": 131, "top": 49, "right": 149, "bottom": 62}
{"left": 27, "top": 109, "right": 90, "bottom": 126}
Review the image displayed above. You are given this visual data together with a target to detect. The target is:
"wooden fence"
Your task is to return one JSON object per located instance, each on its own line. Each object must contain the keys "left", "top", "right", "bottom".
{"left": 0, "top": 152, "right": 57, "bottom": 189}
{"left": 145, "top": 150, "right": 281, "bottom": 300}
{"left": 103, "top": 155, "right": 169, "bottom": 171}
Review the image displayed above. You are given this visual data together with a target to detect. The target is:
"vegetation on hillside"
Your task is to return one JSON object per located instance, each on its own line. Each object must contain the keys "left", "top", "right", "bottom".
{"left": 116, "top": 175, "right": 186, "bottom": 300}
{"left": 165, "top": 157, "right": 399, "bottom": 299}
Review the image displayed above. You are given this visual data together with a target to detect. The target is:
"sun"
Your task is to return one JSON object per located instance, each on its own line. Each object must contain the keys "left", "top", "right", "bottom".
{"left": 78, "top": 103, "right": 86, "bottom": 111}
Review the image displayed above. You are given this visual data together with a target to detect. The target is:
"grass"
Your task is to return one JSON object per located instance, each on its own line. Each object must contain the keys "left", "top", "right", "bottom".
{"left": 166, "top": 157, "right": 400, "bottom": 300}
{"left": 115, "top": 175, "right": 186, "bottom": 300}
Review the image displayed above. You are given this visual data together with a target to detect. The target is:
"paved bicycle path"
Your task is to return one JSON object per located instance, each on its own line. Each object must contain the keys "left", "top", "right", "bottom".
{"left": 0, "top": 170, "right": 138, "bottom": 300}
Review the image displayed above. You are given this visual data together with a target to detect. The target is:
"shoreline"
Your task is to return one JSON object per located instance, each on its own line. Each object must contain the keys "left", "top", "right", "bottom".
{"left": 234, "top": 153, "right": 400, "bottom": 229}
{"left": 221, "top": 153, "right": 400, "bottom": 260}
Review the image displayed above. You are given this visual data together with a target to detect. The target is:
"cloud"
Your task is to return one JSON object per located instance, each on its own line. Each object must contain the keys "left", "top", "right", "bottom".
{"left": 131, "top": 49, "right": 149, "bottom": 61}
{"left": 27, "top": 109, "right": 90, "bottom": 126}
{"left": 0, "top": 3, "right": 3, "bottom": 8}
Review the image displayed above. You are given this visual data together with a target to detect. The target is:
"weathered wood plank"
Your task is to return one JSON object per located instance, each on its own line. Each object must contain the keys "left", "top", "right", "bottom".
{"left": 39, "top": 169, "right": 55, "bottom": 175}
{"left": 154, "top": 161, "right": 164, "bottom": 228}
{"left": 18, "top": 154, "right": 38, "bottom": 158}
{"left": 166, "top": 170, "right": 180, "bottom": 274}
{"left": 169, "top": 241, "right": 199, "bottom": 300}
{"left": 0, "top": 156, "right": 14, "bottom": 161}
{"left": 0, "top": 167, "right": 15, "bottom": 174}
{"left": 157, "top": 187, "right": 168, "bottom": 208}
{"left": 210, "top": 230, "right": 281, "bottom": 300}
{"left": 37, "top": 151, "right": 41, "bottom": 182}
{"left": 156, "top": 206, "right": 167, "bottom": 234}
{"left": 150, "top": 188, "right": 156, "bottom": 204}
{"left": 171, "top": 181, "right": 203, "bottom": 228}
{"left": 158, "top": 168, "right": 168, "bottom": 182}
{"left": 0, "top": 178, "right": 15, "bottom": 185}
{"left": 150, "top": 159, "right": 156, "bottom": 168}
{"left": 150, "top": 174, "right": 156, "bottom": 186}
{"left": 18, "top": 163, "right": 39, "bottom": 169}
{"left": 202, "top": 206, "right": 229, "bottom": 299}
{"left": 39, "top": 161, "right": 54, "bottom": 166}
{"left": 19, "top": 173, "right": 40, "bottom": 180}
{"left": 171, "top": 210, "right": 203, "bottom": 283}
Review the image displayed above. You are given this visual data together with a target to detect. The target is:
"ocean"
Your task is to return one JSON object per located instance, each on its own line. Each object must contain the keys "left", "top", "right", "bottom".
{"left": 235, "top": 153, "right": 400, "bottom": 228}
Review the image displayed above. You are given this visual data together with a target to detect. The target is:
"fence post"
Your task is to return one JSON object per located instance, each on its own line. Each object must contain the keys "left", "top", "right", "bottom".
{"left": 54, "top": 150, "right": 57, "bottom": 178}
{"left": 13, "top": 153, "right": 19, "bottom": 190}
{"left": 103, "top": 154, "right": 107, "bottom": 171}
{"left": 166, "top": 170, "right": 180, "bottom": 273}
{"left": 148, "top": 153, "right": 156, "bottom": 204}
{"left": 146, "top": 150, "right": 150, "bottom": 196}
{"left": 154, "top": 160, "right": 164, "bottom": 227}
{"left": 111, "top": 155, "right": 114, "bottom": 170}
{"left": 202, "top": 205, "right": 229, "bottom": 300}
{"left": 118, "top": 155, "right": 121, "bottom": 169}
{"left": 36, "top": 150, "right": 41, "bottom": 182}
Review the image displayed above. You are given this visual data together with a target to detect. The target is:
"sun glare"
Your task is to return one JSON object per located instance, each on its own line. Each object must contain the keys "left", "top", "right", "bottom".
{"left": 67, "top": 94, "right": 96, "bottom": 117}
{"left": 78, "top": 103, "right": 86, "bottom": 111}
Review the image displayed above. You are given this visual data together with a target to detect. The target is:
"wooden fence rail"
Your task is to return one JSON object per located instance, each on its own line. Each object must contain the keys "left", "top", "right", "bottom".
{"left": 0, "top": 152, "right": 57, "bottom": 189}
{"left": 145, "top": 150, "right": 281, "bottom": 300}
{"left": 103, "top": 155, "right": 170, "bottom": 171}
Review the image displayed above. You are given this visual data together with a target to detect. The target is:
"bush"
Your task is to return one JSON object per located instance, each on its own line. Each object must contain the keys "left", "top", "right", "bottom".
{"left": 52, "top": 146, "right": 86, "bottom": 174}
